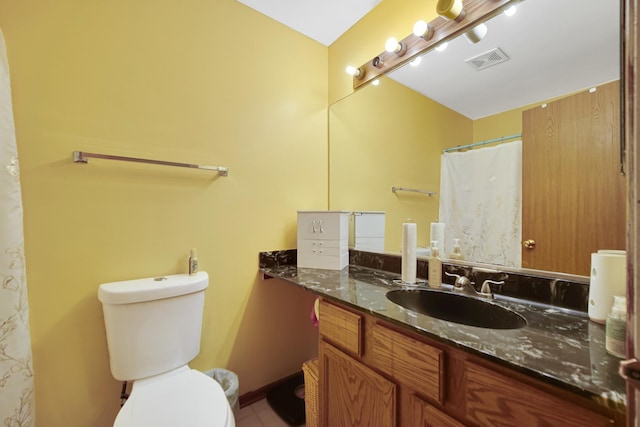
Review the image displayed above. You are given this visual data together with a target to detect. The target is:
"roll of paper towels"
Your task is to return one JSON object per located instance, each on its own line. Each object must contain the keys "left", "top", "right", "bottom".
{"left": 402, "top": 222, "right": 417, "bottom": 284}
{"left": 588, "top": 252, "right": 626, "bottom": 324}
{"left": 430, "top": 222, "right": 445, "bottom": 253}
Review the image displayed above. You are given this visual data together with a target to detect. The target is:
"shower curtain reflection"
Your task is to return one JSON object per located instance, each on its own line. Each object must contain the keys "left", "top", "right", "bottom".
{"left": 439, "top": 140, "right": 522, "bottom": 267}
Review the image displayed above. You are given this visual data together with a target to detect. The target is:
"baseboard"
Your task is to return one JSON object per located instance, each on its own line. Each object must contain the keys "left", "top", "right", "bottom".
{"left": 239, "top": 370, "right": 303, "bottom": 408}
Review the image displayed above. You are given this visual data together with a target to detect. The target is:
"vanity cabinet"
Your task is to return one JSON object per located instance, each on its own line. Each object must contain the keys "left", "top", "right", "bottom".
{"left": 297, "top": 211, "right": 349, "bottom": 270}
{"left": 317, "top": 298, "right": 622, "bottom": 427}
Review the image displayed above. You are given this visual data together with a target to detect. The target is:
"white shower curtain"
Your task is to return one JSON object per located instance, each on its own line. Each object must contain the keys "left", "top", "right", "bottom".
{"left": 0, "top": 29, "right": 35, "bottom": 427}
{"left": 439, "top": 140, "right": 522, "bottom": 267}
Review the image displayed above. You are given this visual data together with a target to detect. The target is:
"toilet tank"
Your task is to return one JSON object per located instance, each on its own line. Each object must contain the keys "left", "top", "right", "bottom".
{"left": 98, "top": 272, "right": 209, "bottom": 381}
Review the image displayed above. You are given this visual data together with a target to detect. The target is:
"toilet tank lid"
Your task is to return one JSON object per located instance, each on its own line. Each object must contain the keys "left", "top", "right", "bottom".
{"left": 98, "top": 272, "right": 208, "bottom": 305}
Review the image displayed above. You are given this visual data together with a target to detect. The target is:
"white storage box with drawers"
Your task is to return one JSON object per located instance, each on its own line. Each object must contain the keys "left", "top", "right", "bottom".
{"left": 353, "top": 211, "right": 385, "bottom": 251}
{"left": 297, "top": 211, "right": 349, "bottom": 270}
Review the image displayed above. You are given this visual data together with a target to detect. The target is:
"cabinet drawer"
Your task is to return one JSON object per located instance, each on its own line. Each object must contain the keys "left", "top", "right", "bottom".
{"left": 353, "top": 237, "right": 385, "bottom": 251}
{"left": 297, "top": 238, "right": 348, "bottom": 256}
{"left": 465, "top": 361, "right": 614, "bottom": 427}
{"left": 371, "top": 323, "right": 443, "bottom": 403}
{"left": 319, "top": 300, "right": 362, "bottom": 356}
{"left": 297, "top": 252, "right": 348, "bottom": 270}
{"left": 298, "top": 211, "right": 349, "bottom": 241}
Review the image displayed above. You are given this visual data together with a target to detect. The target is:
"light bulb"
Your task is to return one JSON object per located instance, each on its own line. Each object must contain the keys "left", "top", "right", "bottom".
{"left": 504, "top": 5, "right": 516, "bottom": 16}
{"left": 413, "top": 20, "right": 430, "bottom": 38}
{"left": 371, "top": 79, "right": 380, "bottom": 86}
{"left": 463, "top": 23, "right": 488, "bottom": 44}
{"left": 345, "top": 65, "right": 361, "bottom": 77}
{"left": 435, "top": 42, "right": 448, "bottom": 52}
{"left": 385, "top": 37, "right": 401, "bottom": 53}
{"left": 410, "top": 56, "right": 422, "bottom": 67}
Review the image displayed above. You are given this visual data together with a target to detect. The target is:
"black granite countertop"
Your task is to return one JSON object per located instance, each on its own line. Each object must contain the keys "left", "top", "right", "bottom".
{"left": 260, "top": 256, "right": 626, "bottom": 413}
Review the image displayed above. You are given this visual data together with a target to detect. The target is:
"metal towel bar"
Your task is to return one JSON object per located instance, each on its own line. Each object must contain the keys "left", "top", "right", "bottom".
{"left": 391, "top": 186, "right": 436, "bottom": 196}
{"left": 73, "top": 151, "right": 229, "bottom": 176}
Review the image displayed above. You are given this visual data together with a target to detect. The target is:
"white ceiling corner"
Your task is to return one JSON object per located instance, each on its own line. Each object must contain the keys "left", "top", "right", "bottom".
{"left": 236, "top": 0, "right": 382, "bottom": 46}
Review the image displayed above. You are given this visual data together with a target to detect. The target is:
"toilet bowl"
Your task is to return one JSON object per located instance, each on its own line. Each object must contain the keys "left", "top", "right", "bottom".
{"left": 98, "top": 272, "right": 235, "bottom": 427}
{"left": 115, "top": 366, "right": 234, "bottom": 427}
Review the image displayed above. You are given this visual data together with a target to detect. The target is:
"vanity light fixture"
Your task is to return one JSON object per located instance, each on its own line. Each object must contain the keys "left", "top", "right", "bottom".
{"left": 345, "top": 65, "right": 363, "bottom": 78}
{"left": 413, "top": 20, "right": 434, "bottom": 40}
{"left": 385, "top": 37, "right": 407, "bottom": 56}
{"left": 463, "top": 23, "right": 488, "bottom": 44}
{"left": 504, "top": 5, "right": 517, "bottom": 16}
{"left": 436, "top": 0, "right": 466, "bottom": 22}
{"left": 347, "top": 0, "right": 513, "bottom": 91}
{"left": 435, "top": 42, "right": 448, "bottom": 52}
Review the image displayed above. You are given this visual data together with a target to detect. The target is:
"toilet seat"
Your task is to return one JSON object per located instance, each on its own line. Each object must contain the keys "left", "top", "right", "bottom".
{"left": 114, "top": 366, "right": 235, "bottom": 427}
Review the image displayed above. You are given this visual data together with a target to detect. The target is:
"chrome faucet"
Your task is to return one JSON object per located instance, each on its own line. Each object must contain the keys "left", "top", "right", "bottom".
{"left": 445, "top": 272, "right": 503, "bottom": 300}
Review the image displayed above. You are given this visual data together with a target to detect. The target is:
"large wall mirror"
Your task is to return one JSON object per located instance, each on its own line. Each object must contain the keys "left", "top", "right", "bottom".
{"left": 329, "top": 0, "right": 623, "bottom": 278}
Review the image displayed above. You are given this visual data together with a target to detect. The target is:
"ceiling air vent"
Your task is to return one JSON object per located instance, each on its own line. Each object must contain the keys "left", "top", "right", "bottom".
{"left": 465, "top": 48, "right": 510, "bottom": 71}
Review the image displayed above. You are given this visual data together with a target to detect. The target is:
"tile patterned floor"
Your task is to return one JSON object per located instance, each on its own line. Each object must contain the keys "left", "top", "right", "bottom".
{"left": 236, "top": 398, "right": 305, "bottom": 427}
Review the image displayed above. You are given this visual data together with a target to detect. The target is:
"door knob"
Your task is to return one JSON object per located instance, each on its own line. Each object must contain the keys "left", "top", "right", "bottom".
{"left": 522, "top": 239, "right": 536, "bottom": 249}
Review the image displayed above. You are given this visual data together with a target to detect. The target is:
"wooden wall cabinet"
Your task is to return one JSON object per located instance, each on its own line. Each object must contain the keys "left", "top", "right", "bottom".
{"left": 317, "top": 298, "right": 622, "bottom": 427}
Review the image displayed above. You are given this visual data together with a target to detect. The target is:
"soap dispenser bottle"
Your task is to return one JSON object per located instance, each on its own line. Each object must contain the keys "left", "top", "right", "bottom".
{"left": 428, "top": 241, "right": 442, "bottom": 289}
{"left": 189, "top": 248, "right": 198, "bottom": 275}
{"left": 449, "top": 238, "right": 465, "bottom": 260}
{"left": 605, "top": 295, "right": 626, "bottom": 358}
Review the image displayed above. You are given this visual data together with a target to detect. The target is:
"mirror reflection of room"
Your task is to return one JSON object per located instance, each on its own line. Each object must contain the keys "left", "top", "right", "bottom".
{"left": 329, "top": 0, "right": 622, "bottom": 277}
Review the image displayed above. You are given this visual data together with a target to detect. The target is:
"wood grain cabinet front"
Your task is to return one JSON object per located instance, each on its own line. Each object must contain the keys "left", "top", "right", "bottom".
{"left": 319, "top": 340, "right": 396, "bottom": 427}
{"left": 318, "top": 300, "right": 362, "bottom": 356}
{"left": 408, "top": 393, "right": 466, "bottom": 427}
{"left": 316, "top": 298, "right": 623, "bottom": 427}
{"left": 465, "top": 361, "right": 615, "bottom": 427}
{"left": 370, "top": 322, "right": 444, "bottom": 404}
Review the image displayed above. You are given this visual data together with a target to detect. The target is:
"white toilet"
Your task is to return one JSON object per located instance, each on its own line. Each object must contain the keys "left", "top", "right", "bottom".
{"left": 98, "top": 271, "right": 235, "bottom": 427}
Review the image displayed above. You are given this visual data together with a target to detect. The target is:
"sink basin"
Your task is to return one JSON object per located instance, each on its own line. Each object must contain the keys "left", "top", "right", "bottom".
{"left": 386, "top": 289, "right": 527, "bottom": 330}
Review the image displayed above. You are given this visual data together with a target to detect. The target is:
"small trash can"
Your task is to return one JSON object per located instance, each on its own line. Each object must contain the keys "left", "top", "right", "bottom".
{"left": 204, "top": 368, "right": 239, "bottom": 416}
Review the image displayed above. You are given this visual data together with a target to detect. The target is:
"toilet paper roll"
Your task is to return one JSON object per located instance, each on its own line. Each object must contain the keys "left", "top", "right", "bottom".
{"left": 588, "top": 252, "right": 626, "bottom": 323}
{"left": 598, "top": 249, "right": 626, "bottom": 256}
{"left": 402, "top": 222, "right": 417, "bottom": 284}
{"left": 430, "top": 222, "right": 445, "bottom": 254}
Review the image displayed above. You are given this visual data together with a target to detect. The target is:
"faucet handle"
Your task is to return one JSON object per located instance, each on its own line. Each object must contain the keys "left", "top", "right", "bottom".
{"left": 445, "top": 272, "right": 474, "bottom": 288}
{"left": 480, "top": 280, "right": 505, "bottom": 294}
{"left": 444, "top": 272, "right": 460, "bottom": 280}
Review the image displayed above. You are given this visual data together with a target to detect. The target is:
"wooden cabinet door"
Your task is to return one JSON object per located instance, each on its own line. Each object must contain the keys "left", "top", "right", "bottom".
{"left": 522, "top": 80, "right": 625, "bottom": 276}
{"left": 465, "top": 361, "right": 614, "bottom": 427}
{"left": 319, "top": 340, "right": 396, "bottom": 427}
{"left": 407, "top": 393, "right": 465, "bottom": 427}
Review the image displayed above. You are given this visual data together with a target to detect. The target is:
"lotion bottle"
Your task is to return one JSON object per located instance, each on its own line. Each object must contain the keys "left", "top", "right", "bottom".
{"left": 428, "top": 240, "right": 442, "bottom": 289}
{"left": 189, "top": 248, "right": 198, "bottom": 275}
{"left": 449, "top": 238, "right": 465, "bottom": 260}
{"left": 605, "top": 295, "right": 626, "bottom": 358}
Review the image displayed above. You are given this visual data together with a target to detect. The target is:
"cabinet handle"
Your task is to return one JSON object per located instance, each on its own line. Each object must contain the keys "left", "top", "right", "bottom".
{"left": 522, "top": 239, "right": 536, "bottom": 249}
{"left": 312, "top": 219, "right": 317, "bottom": 233}
{"left": 319, "top": 219, "right": 324, "bottom": 233}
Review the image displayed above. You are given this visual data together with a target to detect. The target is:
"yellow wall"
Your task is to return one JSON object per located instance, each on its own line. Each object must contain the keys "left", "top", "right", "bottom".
{"left": 474, "top": 108, "right": 523, "bottom": 142}
{"left": 0, "top": 0, "right": 325, "bottom": 425}
{"left": 329, "top": 0, "right": 439, "bottom": 104}
{"left": 329, "top": 77, "right": 472, "bottom": 251}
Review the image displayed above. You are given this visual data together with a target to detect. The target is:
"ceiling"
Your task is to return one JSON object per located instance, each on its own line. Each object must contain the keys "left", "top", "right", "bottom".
{"left": 236, "top": 0, "right": 381, "bottom": 46}
{"left": 239, "top": 0, "right": 620, "bottom": 119}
